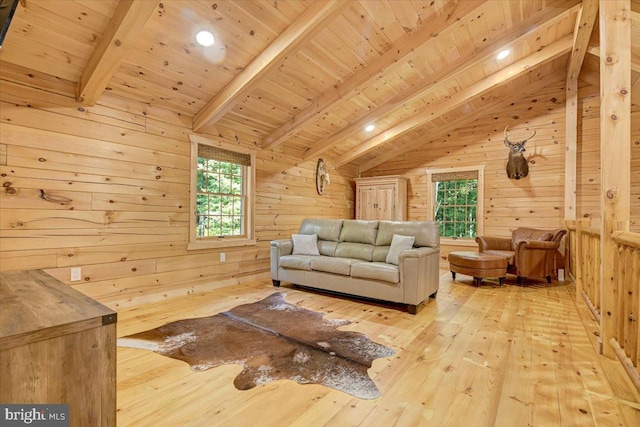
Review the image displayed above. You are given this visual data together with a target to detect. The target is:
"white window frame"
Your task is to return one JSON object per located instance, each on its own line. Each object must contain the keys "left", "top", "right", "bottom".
{"left": 188, "top": 134, "right": 256, "bottom": 250}
{"left": 426, "top": 165, "right": 484, "bottom": 246}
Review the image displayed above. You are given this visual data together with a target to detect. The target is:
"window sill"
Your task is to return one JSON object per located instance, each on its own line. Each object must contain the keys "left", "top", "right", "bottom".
{"left": 440, "top": 238, "right": 478, "bottom": 247}
{"left": 187, "top": 238, "right": 257, "bottom": 251}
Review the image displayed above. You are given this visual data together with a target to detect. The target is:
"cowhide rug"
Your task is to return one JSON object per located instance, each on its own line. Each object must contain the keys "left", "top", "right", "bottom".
{"left": 117, "top": 292, "right": 395, "bottom": 399}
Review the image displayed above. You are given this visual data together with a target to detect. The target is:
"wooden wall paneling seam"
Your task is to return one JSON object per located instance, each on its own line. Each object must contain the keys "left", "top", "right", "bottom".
{"left": 43, "top": 259, "right": 157, "bottom": 285}
{"left": 7, "top": 146, "right": 189, "bottom": 184}
{"left": 0, "top": 124, "right": 189, "bottom": 169}
{"left": 0, "top": 249, "right": 58, "bottom": 272}
{"left": 0, "top": 209, "right": 187, "bottom": 231}
{"left": 0, "top": 105, "right": 188, "bottom": 158}
{"left": 1, "top": 228, "right": 189, "bottom": 252}
{"left": 97, "top": 93, "right": 192, "bottom": 129}
{"left": 54, "top": 242, "right": 187, "bottom": 268}
{"left": 1, "top": 167, "right": 188, "bottom": 196}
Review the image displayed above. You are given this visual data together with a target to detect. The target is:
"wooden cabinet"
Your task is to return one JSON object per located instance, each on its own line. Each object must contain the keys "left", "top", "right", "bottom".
{"left": 0, "top": 270, "right": 117, "bottom": 427}
{"left": 355, "top": 176, "right": 408, "bottom": 220}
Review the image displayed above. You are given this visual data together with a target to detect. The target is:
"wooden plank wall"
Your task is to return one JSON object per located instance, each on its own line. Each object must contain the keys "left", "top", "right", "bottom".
{"left": 365, "top": 79, "right": 571, "bottom": 268}
{"left": 0, "top": 84, "right": 356, "bottom": 309}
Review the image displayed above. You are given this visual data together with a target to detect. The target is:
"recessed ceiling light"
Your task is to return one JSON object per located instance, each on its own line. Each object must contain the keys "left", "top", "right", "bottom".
{"left": 196, "top": 31, "right": 215, "bottom": 47}
{"left": 365, "top": 124, "right": 375, "bottom": 132}
{"left": 497, "top": 49, "right": 510, "bottom": 60}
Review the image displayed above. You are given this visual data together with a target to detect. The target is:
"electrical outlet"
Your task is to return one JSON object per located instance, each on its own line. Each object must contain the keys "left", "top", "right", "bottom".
{"left": 70, "top": 267, "right": 82, "bottom": 282}
{"left": 220, "top": 252, "right": 226, "bottom": 262}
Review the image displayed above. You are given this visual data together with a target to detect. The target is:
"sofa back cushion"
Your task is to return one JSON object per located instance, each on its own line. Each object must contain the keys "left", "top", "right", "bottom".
{"left": 372, "top": 246, "right": 390, "bottom": 262}
{"left": 299, "top": 219, "right": 343, "bottom": 242}
{"left": 511, "top": 227, "right": 552, "bottom": 251}
{"left": 375, "top": 221, "right": 439, "bottom": 248}
{"left": 335, "top": 242, "right": 375, "bottom": 261}
{"left": 339, "top": 220, "right": 379, "bottom": 245}
{"left": 318, "top": 241, "right": 339, "bottom": 257}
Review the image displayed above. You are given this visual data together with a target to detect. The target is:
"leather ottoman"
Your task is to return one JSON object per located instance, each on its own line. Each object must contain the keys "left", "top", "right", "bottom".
{"left": 448, "top": 251, "right": 508, "bottom": 286}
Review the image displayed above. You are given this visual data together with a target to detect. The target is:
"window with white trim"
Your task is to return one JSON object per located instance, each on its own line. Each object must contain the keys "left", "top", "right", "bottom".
{"left": 189, "top": 135, "right": 255, "bottom": 249}
{"left": 426, "top": 166, "right": 484, "bottom": 240}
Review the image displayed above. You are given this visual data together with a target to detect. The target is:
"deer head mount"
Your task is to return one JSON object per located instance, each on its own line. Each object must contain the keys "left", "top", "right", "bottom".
{"left": 504, "top": 126, "right": 536, "bottom": 180}
{"left": 316, "top": 158, "right": 330, "bottom": 195}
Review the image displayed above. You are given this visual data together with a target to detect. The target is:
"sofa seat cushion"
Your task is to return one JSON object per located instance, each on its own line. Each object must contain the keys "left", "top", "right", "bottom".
{"left": 482, "top": 250, "right": 515, "bottom": 265}
{"left": 310, "top": 257, "right": 365, "bottom": 275}
{"left": 279, "top": 255, "right": 314, "bottom": 271}
{"left": 351, "top": 262, "right": 400, "bottom": 284}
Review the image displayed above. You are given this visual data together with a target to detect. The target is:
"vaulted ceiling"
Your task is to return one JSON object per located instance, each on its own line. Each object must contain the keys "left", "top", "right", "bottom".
{"left": 1, "top": 0, "right": 638, "bottom": 173}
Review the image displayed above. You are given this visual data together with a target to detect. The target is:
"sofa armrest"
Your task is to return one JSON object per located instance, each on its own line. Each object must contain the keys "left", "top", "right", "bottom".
{"left": 514, "top": 240, "right": 559, "bottom": 278}
{"left": 398, "top": 246, "right": 440, "bottom": 305}
{"left": 270, "top": 239, "right": 293, "bottom": 254}
{"left": 398, "top": 247, "right": 439, "bottom": 261}
{"left": 476, "top": 236, "right": 512, "bottom": 252}
{"left": 270, "top": 239, "right": 293, "bottom": 280}
{"left": 517, "top": 240, "right": 559, "bottom": 250}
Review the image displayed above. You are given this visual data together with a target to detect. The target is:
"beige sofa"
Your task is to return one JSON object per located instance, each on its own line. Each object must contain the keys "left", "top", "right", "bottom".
{"left": 270, "top": 219, "right": 440, "bottom": 314}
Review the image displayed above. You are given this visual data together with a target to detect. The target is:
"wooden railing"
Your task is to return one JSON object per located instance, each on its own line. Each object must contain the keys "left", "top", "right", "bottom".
{"left": 609, "top": 231, "right": 640, "bottom": 393}
{"left": 566, "top": 221, "right": 577, "bottom": 280}
{"left": 566, "top": 220, "right": 640, "bottom": 394}
{"left": 566, "top": 220, "right": 602, "bottom": 321}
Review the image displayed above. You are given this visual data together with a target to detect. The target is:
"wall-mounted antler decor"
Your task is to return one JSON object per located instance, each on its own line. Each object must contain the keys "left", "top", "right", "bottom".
{"left": 316, "top": 158, "right": 330, "bottom": 195}
{"left": 503, "top": 125, "right": 536, "bottom": 180}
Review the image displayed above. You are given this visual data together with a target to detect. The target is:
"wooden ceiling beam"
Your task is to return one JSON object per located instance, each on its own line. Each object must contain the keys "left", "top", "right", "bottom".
{"left": 303, "top": 3, "right": 580, "bottom": 161}
{"left": 76, "top": 0, "right": 158, "bottom": 105}
{"left": 567, "top": 0, "right": 599, "bottom": 81}
{"left": 358, "top": 70, "right": 567, "bottom": 173}
{"left": 192, "top": 0, "right": 347, "bottom": 133}
{"left": 331, "top": 35, "right": 573, "bottom": 168}
{"left": 262, "top": 0, "right": 487, "bottom": 151}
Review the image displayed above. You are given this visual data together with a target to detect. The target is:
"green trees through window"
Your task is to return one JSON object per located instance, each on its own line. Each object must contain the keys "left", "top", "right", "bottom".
{"left": 434, "top": 178, "right": 478, "bottom": 238}
{"left": 196, "top": 158, "right": 245, "bottom": 237}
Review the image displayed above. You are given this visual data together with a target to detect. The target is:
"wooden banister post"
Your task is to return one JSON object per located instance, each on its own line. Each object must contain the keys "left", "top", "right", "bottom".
{"left": 599, "top": 0, "right": 631, "bottom": 358}
{"left": 575, "top": 219, "right": 585, "bottom": 301}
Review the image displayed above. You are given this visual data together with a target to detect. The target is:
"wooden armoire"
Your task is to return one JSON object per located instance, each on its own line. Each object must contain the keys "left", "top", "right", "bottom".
{"left": 354, "top": 176, "right": 407, "bottom": 221}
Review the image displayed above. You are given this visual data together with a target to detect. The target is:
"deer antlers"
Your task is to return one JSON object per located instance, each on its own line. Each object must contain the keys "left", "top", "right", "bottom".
{"left": 504, "top": 125, "right": 536, "bottom": 145}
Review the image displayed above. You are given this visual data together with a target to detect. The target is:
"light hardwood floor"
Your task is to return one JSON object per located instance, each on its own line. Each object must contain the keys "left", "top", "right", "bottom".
{"left": 116, "top": 272, "right": 640, "bottom": 426}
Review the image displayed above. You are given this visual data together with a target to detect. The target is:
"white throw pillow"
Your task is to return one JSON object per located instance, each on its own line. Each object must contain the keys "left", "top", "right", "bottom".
{"left": 292, "top": 233, "right": 320, "bottom": 256}
{"left": 386, "top": 234, "right": 415, "bottom": 265}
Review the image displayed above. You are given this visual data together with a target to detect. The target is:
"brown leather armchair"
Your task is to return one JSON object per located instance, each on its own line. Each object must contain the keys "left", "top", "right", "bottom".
{"left": 475, "top": 227, "right": 566, "bottom": 285}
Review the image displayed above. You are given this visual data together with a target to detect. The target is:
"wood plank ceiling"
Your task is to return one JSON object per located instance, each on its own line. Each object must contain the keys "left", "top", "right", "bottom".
{"left": 1, "top": 0, "right": 638, "bottom": 173}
